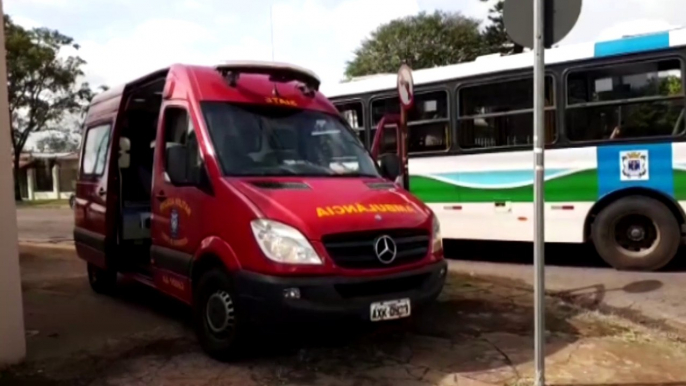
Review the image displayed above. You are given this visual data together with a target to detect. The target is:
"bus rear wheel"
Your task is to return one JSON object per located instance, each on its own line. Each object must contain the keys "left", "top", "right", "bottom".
{"left": 592, "top": 196, "right": 680, "bottom": 271}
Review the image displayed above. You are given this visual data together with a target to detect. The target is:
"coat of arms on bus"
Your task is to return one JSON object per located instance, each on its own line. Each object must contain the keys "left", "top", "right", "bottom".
{"left": 620, "top": 150, "right": 649, "bottom": 181}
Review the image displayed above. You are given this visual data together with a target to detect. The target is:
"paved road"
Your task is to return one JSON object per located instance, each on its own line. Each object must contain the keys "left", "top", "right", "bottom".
{"left": 17, "top": 207, "right": 74, "bottom": 243}
{"left": 16, "top": 207, "right": 686, "bottom": 332}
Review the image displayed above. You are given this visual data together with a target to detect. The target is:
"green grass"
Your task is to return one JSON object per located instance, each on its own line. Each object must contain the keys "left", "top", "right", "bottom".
{"left": 16, "top": 199, "right": 69, "bottom": 208}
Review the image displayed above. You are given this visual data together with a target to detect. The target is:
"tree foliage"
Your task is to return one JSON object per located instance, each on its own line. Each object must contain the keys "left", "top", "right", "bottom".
{"left": 35, "top": 129, "right": 80, "bottom": 153}
{"left": 344, "top": 11, "right": 486, "bottom": 78}
{"left": 5, "top": 15, "right": 94, "bottom": 198}
{"left": 480, "top": 0, "right": 523, "bottom": 54}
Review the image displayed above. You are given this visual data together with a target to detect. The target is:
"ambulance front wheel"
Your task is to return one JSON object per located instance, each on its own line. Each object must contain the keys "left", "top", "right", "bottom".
{"left": 592, "top": 196, "right": 680, "bottom": 271}
{"left": 193, "top": 268, "right": 245, "bottom": 361}
{"left": 87, "top": 263, "right": 117, "bottom": 294}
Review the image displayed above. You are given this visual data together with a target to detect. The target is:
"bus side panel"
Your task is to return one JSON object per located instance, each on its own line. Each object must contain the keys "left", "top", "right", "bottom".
{"left": 408, "top": 147, "right": 598, "bottom": 243}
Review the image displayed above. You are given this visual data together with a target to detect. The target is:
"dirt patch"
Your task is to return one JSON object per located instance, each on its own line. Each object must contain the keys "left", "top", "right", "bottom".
{"left": 3, "top": 246, "right": 686, "bottom": 386}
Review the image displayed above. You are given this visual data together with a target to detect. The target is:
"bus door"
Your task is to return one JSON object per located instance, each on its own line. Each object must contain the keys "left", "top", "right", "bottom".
{"left": 371, "top": 114, "right": 409, "bottom": 189}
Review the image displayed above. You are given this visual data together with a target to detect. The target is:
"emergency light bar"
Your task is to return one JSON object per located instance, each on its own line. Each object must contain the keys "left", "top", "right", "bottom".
{"left": 215, "top": 60, "right": 321, "bottom": 91}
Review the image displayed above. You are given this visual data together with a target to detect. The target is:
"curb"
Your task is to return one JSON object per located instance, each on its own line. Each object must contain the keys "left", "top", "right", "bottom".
{"left": 19, "top": 241, "right": 76, "bottom": 251}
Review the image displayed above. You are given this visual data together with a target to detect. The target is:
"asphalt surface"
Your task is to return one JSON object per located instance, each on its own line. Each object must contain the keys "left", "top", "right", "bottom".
{"left": 17, "top": 207, "right": 74, "bottom": 244}
{"left": 16, "top": 207, "right": 686, "bottom": 332}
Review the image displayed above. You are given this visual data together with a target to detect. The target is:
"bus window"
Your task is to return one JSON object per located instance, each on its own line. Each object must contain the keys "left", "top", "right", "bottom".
{"left": 335, "top": 101, "right": 365, "bottom": 144}
{"left": 458, "top": 76, "right": 556, "bottom": 149}
{"left": 566, "top": 59, "right": 685, "bottom": 141}
{"left": 371, "top": 91, "right": 450, "bottom": 154}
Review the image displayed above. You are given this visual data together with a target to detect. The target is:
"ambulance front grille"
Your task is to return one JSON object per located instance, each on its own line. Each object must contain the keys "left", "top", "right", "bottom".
{"left": 322, "top": 228, "right": 429, "bottom": 269}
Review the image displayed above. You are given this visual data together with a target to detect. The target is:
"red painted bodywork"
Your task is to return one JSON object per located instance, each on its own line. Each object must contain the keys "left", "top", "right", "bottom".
{"left": 75, "top": 63, "right": 442, "bottom": 305}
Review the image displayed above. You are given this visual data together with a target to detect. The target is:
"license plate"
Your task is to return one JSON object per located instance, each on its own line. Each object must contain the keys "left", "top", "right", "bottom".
{"left": 370, "top": 298, "right": 411, "bottom": 321}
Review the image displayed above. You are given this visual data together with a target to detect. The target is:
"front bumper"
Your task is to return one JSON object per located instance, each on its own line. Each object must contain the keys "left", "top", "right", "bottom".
{"left": 234, "top": 260, "right": 448, "bottom": 324}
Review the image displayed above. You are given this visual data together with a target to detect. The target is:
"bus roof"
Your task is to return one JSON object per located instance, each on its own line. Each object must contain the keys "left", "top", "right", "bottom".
{"left": 322, "top": 27, "right": 686, "bottom": 99}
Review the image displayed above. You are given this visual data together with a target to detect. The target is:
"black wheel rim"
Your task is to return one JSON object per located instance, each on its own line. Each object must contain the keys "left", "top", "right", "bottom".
{"left": 613, "top": 214, "right": 659, "bottom": 257}
{"left": 205, "top": 290, "right": 236, "bottom": 339}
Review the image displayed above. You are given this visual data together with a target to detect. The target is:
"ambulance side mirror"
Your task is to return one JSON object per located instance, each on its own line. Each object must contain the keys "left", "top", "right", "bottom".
{"left": 119, "top": 137, "right": 131, "bottom": 169}
{"left": 378, "top": 153, "right": 401, "bottom": 181}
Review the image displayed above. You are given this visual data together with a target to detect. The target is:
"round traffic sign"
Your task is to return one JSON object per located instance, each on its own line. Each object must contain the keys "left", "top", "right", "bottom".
{"left": 397, "top": 64, "right": 414, "bottom": 110}
{"left": 503, "top": 0, "right": 582, "bottom": 49}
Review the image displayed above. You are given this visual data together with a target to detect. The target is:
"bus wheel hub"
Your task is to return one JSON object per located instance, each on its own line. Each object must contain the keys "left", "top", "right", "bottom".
{"left": 628, "top": 226, "right": 645, "bottom": 241}
{"left": 206, "top": 291, "right": 235, "bottom": 334}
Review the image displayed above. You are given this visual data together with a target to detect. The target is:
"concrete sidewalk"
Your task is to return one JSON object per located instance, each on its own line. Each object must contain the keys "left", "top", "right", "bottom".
{"left": 1, "top": 244, "right": 686, "bottom": 386}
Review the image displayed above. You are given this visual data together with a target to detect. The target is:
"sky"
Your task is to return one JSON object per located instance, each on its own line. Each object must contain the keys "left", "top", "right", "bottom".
{"left": 5, "top": 0, "right": 686, "bottom": 92}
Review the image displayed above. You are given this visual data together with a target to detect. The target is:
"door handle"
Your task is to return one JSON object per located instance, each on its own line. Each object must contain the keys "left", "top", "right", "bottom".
{"left": 155, "top": 191, "right": 168, "bottom": 202}
{"left": 97, "top": 188, "right": 106, "bottom": 197}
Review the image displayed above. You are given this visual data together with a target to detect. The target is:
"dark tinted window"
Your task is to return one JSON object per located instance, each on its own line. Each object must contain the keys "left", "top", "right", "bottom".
{"left": 566, "top": 59, "right": 685, "bottom": 141}
{"left": 460, "top": 77, "right": 554, "bottom": 117}
{"left": 458, "top": 76, "right": 556, "bottom": 149}
{"left": 335, "top": 101, "right": 365, "bottom": 143}
{"left": 163, "top": 107, "right": 202, "bottom": 184}
{"left": 371, "top": 91, "right": 450, "bottom": 153}
{"left": 372, "top": 91, "right": 449, "bottom": 125}
{"left": 567, "top": 59, "right": 682, "bottom": 105}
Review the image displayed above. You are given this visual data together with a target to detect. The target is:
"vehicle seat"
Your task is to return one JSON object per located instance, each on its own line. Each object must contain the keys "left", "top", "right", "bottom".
{"left": 221, "top": 135, "right": 257, "bottom": 172}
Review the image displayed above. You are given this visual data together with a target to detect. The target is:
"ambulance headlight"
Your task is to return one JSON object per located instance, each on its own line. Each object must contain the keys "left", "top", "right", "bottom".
{"left": 431, "top": 215, "right": 443, "bottom": 254}
{"left": 250, "top": 219, "right": 323, "bottom": 265}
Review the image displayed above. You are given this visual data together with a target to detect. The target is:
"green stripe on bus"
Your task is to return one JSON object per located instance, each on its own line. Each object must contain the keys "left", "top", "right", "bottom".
{"left": 673, "top": 169, "right": 686, "bottom": 200}
{"left": 409, "top": 169, "right": 599, "bottom": 203}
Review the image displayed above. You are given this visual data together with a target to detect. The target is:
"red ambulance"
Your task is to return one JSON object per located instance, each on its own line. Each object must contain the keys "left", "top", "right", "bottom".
{"left": 73, "top": 61, "right": 446, "bottom": 359}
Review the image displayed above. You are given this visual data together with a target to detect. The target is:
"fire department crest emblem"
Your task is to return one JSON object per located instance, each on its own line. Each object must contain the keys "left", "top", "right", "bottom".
{"left": 620, "top": 150, "right": 649, "bottom": 181}
{"left": 170, "top": 208, "right": 179, "bottom": 239}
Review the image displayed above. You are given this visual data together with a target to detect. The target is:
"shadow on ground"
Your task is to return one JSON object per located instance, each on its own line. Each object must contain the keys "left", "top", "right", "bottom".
{"left": 444, "top": 240, "right": 686, "bottom": 272}
{"left": 1, "top": 264, "right": 601, "bottom": 386}
{"left": 5, "top": 245, "right": 685, "bottom": 386}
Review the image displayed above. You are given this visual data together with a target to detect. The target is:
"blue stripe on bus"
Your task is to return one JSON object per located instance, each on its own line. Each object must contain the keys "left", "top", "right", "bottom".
{"left": 594, "top": 32, "right": 670, "bottom": 58}
{"left": 596, "top": 143, "right": 673, "bottom": 198}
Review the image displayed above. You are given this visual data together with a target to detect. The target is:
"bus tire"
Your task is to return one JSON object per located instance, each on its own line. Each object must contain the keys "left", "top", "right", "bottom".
{"left": 592, "top": 196, "right": 680, "bottom": 271}
{"left": 87, "top": 263, "right": 117, "bottom": 294}
{"left": 193, "top": 268, "right": 244, "bottom": 361}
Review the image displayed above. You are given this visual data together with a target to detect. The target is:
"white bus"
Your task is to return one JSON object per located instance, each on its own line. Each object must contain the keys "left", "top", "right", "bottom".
{"left": 323, "top": 28, "right": 686, "bottom": 271}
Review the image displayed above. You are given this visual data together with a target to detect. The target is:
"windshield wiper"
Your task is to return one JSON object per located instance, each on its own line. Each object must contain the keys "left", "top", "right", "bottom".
{"left": 330, "top": 172, "right": 380, "bottom": 178}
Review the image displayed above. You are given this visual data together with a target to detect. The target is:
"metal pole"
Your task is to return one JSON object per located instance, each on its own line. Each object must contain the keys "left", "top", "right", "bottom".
{"left": 533, "top": 0, "right": 546, "bottom": 385}
{"left": 400, "top": 108, "right": 409, "bottom": 189}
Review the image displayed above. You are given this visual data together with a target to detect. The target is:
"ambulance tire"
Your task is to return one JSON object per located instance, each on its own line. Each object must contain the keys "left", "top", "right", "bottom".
{"left": 193, "top": 269, "right": 245, "bottom": 361}
{"left": 87, "top": 263, "right": 117, "bottom": 294}
{"left": 592, "top": 196, "right": 680, "bottom": 271}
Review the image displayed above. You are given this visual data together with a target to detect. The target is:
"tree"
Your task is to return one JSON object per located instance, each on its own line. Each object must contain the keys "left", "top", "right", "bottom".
{"left": 35, "top": 130, "right": 80, "bottom": 153}
{"left": 480, "top": 0, "right": 523, "bottom": 55}
{"left": 5, "top": 15, "right": 93, "bottom": 199}
{"left": 344, "top": 11, "right": 486, "bottom": 78}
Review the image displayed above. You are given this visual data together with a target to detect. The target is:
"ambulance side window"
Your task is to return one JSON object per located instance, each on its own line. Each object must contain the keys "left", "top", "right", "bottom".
{"left": 162, "top": 107, "right": 202, "bottom": 185}
{"left": 81, "top": 123, "right": 111, "bottom": 177}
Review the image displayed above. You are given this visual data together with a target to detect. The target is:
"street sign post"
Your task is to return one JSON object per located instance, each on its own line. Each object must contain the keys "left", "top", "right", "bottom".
{"left": 397, "top": 64, "right": 414, "bottom": 189}
{"left": 504, "top": 1, "right": 581, "bottom": 385}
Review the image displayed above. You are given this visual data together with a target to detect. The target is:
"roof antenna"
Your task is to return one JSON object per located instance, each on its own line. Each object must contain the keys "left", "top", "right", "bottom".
{"left": 270, "top": 4, "right": 275, "bottom": 62}
{"left": 270, "top": 4, "right": 279, "bottom": 96}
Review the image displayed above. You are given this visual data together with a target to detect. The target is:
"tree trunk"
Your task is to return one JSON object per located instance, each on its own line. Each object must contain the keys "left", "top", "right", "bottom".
{"left": 13, "top": 154, "right": 22, "bottom": 202}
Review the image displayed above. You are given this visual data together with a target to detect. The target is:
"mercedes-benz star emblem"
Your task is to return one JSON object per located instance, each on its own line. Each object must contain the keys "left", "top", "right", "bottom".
{"left": 374, "top": 235, "right": 397, "bottom": 264}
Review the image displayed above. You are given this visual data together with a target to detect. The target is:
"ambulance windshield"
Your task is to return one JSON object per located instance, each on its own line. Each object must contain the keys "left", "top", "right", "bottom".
{"left": 201, "top": 102, "right": 381, "bottom": 178}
